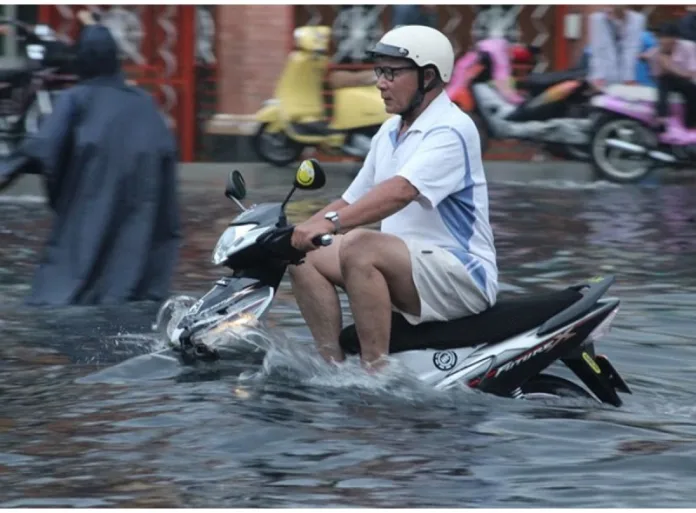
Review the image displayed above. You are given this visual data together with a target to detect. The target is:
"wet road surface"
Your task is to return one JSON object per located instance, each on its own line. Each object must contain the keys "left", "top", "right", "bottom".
{"left": 2, "top": 169, "right": 696, "bottom": 507}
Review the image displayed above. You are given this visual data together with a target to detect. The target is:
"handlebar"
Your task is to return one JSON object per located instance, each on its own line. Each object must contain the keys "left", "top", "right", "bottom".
{"left": 0, "top": 18, "right": 73, "bottom": 46}
{"left": 256, "top": 225, "right": 334, "bottom": 265}
{"left": 312, "top": 234, "right": 334, "bottom": 247}
{"left": 0, "top": 18, "right": 35, "bottom": 37}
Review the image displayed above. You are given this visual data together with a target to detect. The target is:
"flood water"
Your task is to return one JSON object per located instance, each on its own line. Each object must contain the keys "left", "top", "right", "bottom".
{"left": 2, "top": 169, "right": 696, "bottom": 507}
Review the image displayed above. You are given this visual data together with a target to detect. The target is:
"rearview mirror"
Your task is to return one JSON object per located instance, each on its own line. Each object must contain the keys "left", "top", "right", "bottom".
{"left": 225, "top": 170, "right": 246, "bottom": 200}
{"left": 294, "top": 159, "right": 326, "bottom": 190}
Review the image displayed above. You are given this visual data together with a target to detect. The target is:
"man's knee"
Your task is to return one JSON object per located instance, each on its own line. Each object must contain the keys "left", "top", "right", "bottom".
{"left": 288, "top": 250, "right": 322, "bottom": 281}
{"left": 290, "top": 237, "right": 344, "bottom": 286}
{"left": 338, "top": 229, "right": 381, "bottom": 272}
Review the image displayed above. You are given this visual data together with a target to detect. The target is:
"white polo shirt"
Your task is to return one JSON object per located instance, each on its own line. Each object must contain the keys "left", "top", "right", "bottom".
{"left": 342, "top": 91, "right": 498, "bottom": 304}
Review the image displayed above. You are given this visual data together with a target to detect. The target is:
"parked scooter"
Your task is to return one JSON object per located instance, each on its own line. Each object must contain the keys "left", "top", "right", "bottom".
{"left": 446, "top": 38, "right": 593, "bottom": 160}
{"left": 0, "top": 19, "right": 78, "bottom": 156}
{"left": 588, "top": 84, "right": 696, "bottom": 183}
{"left": 252, "top": 26, "right": 390, "bottom": 167}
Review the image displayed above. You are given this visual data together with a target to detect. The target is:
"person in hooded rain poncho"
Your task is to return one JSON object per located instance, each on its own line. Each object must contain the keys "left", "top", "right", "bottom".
{"left": 0, "top": 24, "right": 182, "bottom": 306}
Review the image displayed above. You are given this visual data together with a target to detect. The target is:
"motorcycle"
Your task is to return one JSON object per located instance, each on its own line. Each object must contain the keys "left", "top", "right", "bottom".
{"left": 0, "top": 19, "right": 78, "bottom": 155}
{"left": 252, "top": 25, "right": 390, "bottom": 167}
{"left": 446, "top": 38, "right": 594, "bottom": 161}
{"left": 153, "top": 158, "right": 631, "bottom": 407}
{"left": 588, "top": 83, "right": 696, "bottom": 183}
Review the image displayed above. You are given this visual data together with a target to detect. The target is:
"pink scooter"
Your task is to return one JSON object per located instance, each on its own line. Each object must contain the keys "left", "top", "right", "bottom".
{"left": 589, "top": 84, "right": 696, "bottom": 183}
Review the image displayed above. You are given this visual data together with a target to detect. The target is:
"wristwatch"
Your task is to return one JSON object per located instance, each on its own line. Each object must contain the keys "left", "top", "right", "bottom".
{"left": 324, "top": 211, "right": 340, "bottom": 234}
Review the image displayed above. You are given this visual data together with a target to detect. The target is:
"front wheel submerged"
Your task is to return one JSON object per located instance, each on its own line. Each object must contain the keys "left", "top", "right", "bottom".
{"left": 518, "top": 373, "right": 595, "bottom": 402}
{"left": 153, "top": 295, "right": 197, "bottom": 344}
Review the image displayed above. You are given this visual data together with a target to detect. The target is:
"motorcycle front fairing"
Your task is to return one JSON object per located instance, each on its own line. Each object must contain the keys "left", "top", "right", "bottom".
{"left": 171, "top": 202, "right": 301, "bottom": 359}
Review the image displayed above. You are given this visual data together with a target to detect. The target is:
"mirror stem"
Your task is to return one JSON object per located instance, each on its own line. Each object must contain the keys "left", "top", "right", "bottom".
{"left": 231, "top": 197, "right": 247, "bottom": 212}
{"left": 280, "top": 185, "right": 296, "bottom": 212}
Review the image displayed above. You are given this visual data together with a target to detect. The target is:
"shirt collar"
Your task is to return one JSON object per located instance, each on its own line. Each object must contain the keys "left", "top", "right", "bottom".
{"left": 401, "top": 90, "right": 451, "bottom": 135}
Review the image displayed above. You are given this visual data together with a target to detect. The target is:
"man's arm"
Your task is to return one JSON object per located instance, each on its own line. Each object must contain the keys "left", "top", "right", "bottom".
{"left": 657, "top": 52, "right": 693, "bottom": 79}
{"left": 621, "top": 12, "right": 645, "bottom": 83}
{"left": 332, "top": 177, "right": 417, "bottom": 231}
{"left": 307, "top": 198, "right": 349, "bottom": 223}
{"left": 336, "top": 126, "right": 468, "bottom": 232}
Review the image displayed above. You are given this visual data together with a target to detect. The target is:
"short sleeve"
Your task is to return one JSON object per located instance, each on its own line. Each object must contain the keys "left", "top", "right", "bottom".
{"left": 396, "top": 126, "right": 468, "bottom": 209}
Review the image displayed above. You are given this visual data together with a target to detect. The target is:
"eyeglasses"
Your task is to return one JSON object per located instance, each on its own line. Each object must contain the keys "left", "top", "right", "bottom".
{"left": 374, "top": 65, "right": 416, "bottom": 81}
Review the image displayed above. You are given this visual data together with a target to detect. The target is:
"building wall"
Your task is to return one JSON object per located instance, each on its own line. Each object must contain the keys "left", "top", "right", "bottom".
{"left": 216, "top": 5, "right": 293, "bottom": 116}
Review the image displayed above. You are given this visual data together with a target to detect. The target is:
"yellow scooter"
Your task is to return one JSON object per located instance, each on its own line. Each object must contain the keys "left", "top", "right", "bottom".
{"left": 252, "top": 26, "right": 390, "bottom": 167}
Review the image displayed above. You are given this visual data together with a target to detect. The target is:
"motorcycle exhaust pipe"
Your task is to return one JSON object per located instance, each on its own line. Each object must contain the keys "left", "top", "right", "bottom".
{"left": 605, "top": 138, "right": 646, "bottom": 154}
{"left": 604, "top": 138, "right": 677, "bottom": 163}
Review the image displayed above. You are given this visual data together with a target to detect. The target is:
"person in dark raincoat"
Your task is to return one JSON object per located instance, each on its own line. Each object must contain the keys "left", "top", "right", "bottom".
{"left": 0, "top": 24, "right": 182, "bottom": 306}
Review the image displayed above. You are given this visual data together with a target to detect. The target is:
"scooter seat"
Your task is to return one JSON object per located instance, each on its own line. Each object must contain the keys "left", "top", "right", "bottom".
{"left": 517, "top": 69, "right": 586, "bottom": 96}
{"left": 339, "top": 288, "right": 583, "bottom": 355}
{"left": 605, "top": 84, "right": 683, "bottom": 104}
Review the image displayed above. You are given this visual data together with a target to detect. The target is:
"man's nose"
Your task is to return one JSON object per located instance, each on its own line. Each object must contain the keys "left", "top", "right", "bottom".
{"left": 376, "top": 75, "right": 389, "bottom": 90}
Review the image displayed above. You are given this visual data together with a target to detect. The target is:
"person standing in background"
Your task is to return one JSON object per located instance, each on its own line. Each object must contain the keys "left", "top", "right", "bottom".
{"left": 644, "top": 21, "right": 696, "bottom": 129}
{"left": 1, "top": 21, "right": 182, "bottom": 306}
{"left": 678, "top": 6, "right": 696, "bottom": 42}
{"left": 391, "top": 5, "right": 438, "bottom": 29}
{"left": 588, "top": 6, "right": 646, "bottom": 89}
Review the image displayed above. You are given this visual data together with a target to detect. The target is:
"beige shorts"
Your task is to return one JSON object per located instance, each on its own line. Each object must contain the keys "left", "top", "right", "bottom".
{"left": 395, "top": 238, "right": 490, "bottom": 326}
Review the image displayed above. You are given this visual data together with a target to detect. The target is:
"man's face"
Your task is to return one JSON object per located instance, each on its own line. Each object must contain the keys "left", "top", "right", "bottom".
{"left": 374, "top": 57, "right": 419, "bottom": 114}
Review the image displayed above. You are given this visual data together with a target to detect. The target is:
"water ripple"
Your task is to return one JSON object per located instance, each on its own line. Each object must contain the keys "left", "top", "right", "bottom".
{"left": 2, "top": 172, "right": 696, "bottom": 507}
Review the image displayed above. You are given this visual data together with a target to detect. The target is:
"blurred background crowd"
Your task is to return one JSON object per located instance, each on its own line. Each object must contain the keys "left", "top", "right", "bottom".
{"left": 0, "top": 4, "right": 694, "bottom": 307}
{"left": 0, "top": 4, "right": 692, "bottom": 166}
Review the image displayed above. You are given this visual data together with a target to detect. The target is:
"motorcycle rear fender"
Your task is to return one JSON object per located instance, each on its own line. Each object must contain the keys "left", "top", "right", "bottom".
{"left": 558, "top": 299, "right": 630, "bottom": 407}
{"left": 475, "top": 296, "right": 624, "bottom": 404}
{"left": 255, "top": 102, "right": 285, "bottom": 132}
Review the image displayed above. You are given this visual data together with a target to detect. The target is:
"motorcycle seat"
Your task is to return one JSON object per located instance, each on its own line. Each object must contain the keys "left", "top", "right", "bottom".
{"left": 605, "top": 84, "right": 683, "bottom": 104}
{"left": 517, "top": 69, "right": 586, "bottom": 96}
{"left": 0, "top": 67, "right": 32, "bottom": 84}
{"left": 339, "top": 287, "right": 583, "bottom": 355}
{"left": 291, "top": 120, "right": 342, "bottom": 135}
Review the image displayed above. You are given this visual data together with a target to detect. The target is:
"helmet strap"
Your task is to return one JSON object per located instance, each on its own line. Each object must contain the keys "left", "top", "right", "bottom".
{"left": 398, "top": 67, "right": 439, "bottom": 120}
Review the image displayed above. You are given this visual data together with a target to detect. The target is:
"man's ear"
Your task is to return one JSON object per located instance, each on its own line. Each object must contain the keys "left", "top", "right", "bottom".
{"left": 424, "top": 67, "right": 439, "bottom": 88}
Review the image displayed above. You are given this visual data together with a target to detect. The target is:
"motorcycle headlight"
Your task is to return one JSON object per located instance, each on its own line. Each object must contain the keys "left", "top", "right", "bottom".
{"left": 212, "top": 224, "right": 256, "bottom": 265}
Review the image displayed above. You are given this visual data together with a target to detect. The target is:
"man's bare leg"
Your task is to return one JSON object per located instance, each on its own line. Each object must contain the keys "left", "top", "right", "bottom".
{"left": 289, "top": 235, "right": 345, "bottom": 362}
{"left": 339, "top": 229, "right": 420, "bottom": 369}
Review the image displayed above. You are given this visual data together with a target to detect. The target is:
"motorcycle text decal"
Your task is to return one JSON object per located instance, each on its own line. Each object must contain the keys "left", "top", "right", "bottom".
{"left": 433, "top": 351, "right": 458, "bottom": 372}
{"left": 493, "top": 327, "right": 576, "bottom": 377}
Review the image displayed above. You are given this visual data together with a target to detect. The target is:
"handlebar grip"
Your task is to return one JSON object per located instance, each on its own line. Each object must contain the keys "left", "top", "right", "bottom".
{"left": 311, "top": 234, "right": 333, "bottom": 247}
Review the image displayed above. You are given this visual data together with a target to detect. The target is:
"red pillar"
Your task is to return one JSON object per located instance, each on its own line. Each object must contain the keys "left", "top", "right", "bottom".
{"left": 37, "top": 6, "right": 51, "bottom": 24}
{"left": 178, "top": 5, "right": 196, "bottom": 162}
{"left": 554, "top": 5, "right": 569, "bottom": 71}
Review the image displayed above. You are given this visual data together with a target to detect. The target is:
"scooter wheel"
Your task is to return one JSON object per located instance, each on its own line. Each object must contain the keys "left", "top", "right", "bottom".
{"left": 590, "top": 115, "right": 657, "bottom": 184}
{"left": 252, "top": 122, "right": 305, "bottom": 167}
{"left": 519, "top": 374, "right": 595, "bottom": 402}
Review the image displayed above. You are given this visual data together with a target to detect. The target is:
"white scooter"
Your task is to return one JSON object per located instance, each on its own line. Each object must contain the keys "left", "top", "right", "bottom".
{"left": 152, "top": 159, "right": 631, "bottom": 407}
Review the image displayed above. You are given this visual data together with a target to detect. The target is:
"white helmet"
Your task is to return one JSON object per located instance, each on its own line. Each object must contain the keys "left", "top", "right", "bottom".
{"left": 370, "top": 25, "right": 454, "bottom": 83}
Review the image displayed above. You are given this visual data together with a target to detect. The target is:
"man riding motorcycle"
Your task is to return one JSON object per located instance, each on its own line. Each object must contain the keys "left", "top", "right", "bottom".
{"left": 288, "top": 25, "right": 498, "bottom": 371}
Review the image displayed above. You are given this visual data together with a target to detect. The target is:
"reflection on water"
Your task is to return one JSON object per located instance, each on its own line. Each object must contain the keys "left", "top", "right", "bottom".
{"left": 2, "top": 173, "right": 696, "bottom": 507}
